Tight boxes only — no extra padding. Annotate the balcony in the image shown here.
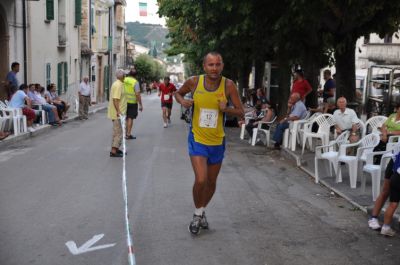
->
[365,43,400,64]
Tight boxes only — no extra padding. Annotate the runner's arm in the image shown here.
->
[220,80,244,119]
[175,77,196,108]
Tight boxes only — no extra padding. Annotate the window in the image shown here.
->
[75,0,82,26]
[57,62,68,94]
[46,0,54,20]
[46,63,51,87]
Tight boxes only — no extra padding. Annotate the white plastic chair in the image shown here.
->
[301,114,335,154]
[337,133,380,188]
[240,110,265,140]
[314,131,350,183]
[33,104,47,125]
[0,103,27,135]
[251,116,277,146]
[364,115,387,137]
[289,112,321,151]
[362,144,400,201]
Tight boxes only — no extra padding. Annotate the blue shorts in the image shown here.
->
[188,131,225,165]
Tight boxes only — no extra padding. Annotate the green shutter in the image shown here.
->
[57,62,62,94]
[75,0,82,26]
[104,65,110,100]
[64,62,68,92]
[46,0,54,20]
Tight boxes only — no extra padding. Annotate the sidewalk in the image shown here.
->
[229,126,400,227]
[281,143,400,223]
[0,102,108,149]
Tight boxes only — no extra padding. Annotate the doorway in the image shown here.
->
[0,4,9,100]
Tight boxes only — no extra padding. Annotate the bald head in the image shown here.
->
[203,52,223,65]
[290,93,301,103]
[337,97,347,111]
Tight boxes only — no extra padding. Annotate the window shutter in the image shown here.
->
[64,62,68,92]
[46,0,54,20]
[104,65,110,100]
[57,62,62,94]
[75,0,82,26]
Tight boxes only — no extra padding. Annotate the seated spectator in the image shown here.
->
[9,84,37,132]
[273,93,307,150]
[372,102,400,161]
[0,131,10,140]
[333,97,359,143]
[45,83,70,120]
[245,104,275,138]
[27,84,61,126]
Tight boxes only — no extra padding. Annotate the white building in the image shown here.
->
[27,0,81,106]
[0,0,25,100]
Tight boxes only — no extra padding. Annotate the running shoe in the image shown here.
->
[381,226,396,237]
[200,212,209,229]
[188,214,202,235]
[368,218,381,230]
[163,122,168,128]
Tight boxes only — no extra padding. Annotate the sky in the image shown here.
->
[125,0,166,26]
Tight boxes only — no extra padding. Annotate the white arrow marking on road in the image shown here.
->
[65,234,116,255]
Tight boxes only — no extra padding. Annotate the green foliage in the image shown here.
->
[135,54,166,84]
[158,0,400,107]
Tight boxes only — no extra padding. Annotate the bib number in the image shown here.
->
[163,94,170,101]
[199,108,218,128]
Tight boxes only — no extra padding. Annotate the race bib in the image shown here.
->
[163,94,170,101]
[199,108,218,128]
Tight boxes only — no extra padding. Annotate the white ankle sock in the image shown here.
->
[194,207,204,216]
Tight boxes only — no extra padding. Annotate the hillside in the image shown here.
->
[126,21,168,50]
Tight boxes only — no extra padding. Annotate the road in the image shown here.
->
[1,93,400,265]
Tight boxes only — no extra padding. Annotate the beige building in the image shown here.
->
[0,0,81,108]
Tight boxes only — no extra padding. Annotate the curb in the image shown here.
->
[281,147,400,225]
[0,104,107,150]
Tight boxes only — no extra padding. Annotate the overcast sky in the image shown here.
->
[125,0,166,26]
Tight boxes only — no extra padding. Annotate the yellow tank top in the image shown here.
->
[192,75,226,145]
[124,76,138,104]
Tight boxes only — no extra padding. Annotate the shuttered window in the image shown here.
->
[75,0,82,26]
[57,63,62,94]
[64,62,68,92]
[46,0,54,20]
[46,63,51,87]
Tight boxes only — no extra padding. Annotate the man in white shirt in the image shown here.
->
[333,97,359,142]
[78,76,91,120]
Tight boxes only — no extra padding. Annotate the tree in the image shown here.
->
[135,54,166,84]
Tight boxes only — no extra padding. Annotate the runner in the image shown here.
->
[124,68,143,139]
[175,52,244,235]
[158,77,176,128]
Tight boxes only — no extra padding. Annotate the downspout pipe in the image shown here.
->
[22,0,27,84]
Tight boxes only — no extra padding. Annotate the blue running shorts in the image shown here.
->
[188,131,225,165]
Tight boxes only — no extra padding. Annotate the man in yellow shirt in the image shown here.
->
[175,52,244,235]
[107,69,127,157]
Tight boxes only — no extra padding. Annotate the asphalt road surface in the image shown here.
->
[1,93,400,265]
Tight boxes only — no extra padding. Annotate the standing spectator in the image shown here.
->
[291,69,312,102]
[272,93,307,150]
[333,97,359,143]
[5,62,20,100]
[151,81,159,94]
[158,76,177,128]
[27,84,60,126]
[124,68,142,139]
[9,84,36,132]
[78,76,91,120]
[107,69,127,157]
